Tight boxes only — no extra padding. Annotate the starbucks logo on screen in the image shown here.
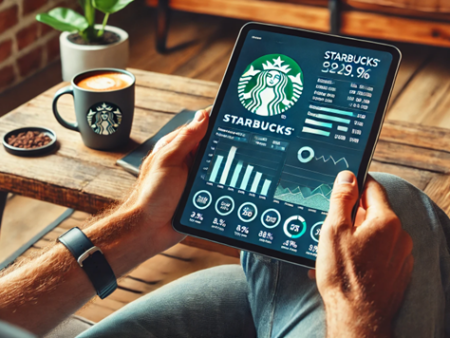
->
[238,54,303,116]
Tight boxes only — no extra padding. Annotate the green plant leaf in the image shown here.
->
[93,0,134,14]
[36,8,89,32]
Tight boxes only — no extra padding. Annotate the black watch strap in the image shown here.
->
[58,227,117,299]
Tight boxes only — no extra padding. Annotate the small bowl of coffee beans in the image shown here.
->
[3,127,56,156]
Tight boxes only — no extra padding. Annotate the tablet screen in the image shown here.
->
[179,28,394,262]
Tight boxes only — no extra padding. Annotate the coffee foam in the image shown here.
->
[77,72,132,91]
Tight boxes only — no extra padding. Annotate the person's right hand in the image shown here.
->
[315,171,414,338]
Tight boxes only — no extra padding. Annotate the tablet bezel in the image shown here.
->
[172,22,401,268]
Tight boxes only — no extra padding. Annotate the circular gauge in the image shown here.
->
[283,215,307,239]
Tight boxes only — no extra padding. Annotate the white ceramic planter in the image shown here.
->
[60,25,129,81]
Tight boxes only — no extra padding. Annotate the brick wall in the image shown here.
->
[0,0,72,92]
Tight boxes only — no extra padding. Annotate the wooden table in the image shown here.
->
[0,69,449,257]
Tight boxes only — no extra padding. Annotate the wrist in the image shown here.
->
[324,294,392,338]
[83,205,158,277]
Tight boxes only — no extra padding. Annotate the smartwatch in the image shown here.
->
[58,227,117,299]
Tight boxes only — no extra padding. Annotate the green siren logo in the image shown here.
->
[238,54,303,116]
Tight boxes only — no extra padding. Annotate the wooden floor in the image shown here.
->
[1,4,450,325]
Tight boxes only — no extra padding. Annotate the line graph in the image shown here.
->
[275,140,358,211]
[274,179,333,211]
[314,155,349,168]
[291,143,356,177]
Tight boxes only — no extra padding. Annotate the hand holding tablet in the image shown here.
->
[173,23,401,268]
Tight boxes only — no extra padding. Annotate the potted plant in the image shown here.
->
[37,0,133,81]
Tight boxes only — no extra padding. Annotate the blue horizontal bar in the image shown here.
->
[302,127,330,137]
[311,113,351,124]
[310,105,356,117]
[305,118,332,129]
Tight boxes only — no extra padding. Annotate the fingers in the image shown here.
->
[360,176,392,217]
[152,107,212,154]
[161,109,209,166]
[354,205,367,227]
[308,269,316,280]
[401,254,414,286]
[389,229,413,275]
[153,129,180,153]
[327,171,359,230]
[317,171,359,277]
[391,253,414,309]
[139,128,180,175]
[139,109,209,175]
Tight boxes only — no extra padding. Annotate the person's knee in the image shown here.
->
[368,172,435,216]
[369,172,447,255]
[79,265,250,338]
[369,172,422,201]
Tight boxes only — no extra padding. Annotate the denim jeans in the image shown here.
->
[79,173,450,338]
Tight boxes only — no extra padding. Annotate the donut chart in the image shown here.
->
[283,215,307,239]
[310,221,323,242]
[297,146,314,163]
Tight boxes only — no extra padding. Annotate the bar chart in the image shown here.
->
[300,104,366,146]
[206,140,283,196]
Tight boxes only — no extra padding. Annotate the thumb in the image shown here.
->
[162,109,209,166]
[327,171,359,228]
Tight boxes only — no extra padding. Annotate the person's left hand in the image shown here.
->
[120,108,210,254]
[0,108,210,336]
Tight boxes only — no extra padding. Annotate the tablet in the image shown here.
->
[173,23,401,268]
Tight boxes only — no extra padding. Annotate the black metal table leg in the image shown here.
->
[156,0,171,53]
[329,0,341,35]
[0,207,75,270]
[0,191,7,230]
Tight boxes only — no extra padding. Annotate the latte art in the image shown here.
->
[86,77,116,90]
[76,72,132,91]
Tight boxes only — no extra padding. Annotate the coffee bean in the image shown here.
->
[7,131,52,149]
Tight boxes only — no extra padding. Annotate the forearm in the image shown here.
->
[0,109,208,335]
[0,205,160,335]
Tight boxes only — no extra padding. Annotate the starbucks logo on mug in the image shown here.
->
[238,54,303,116]
[87,102,123,135]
